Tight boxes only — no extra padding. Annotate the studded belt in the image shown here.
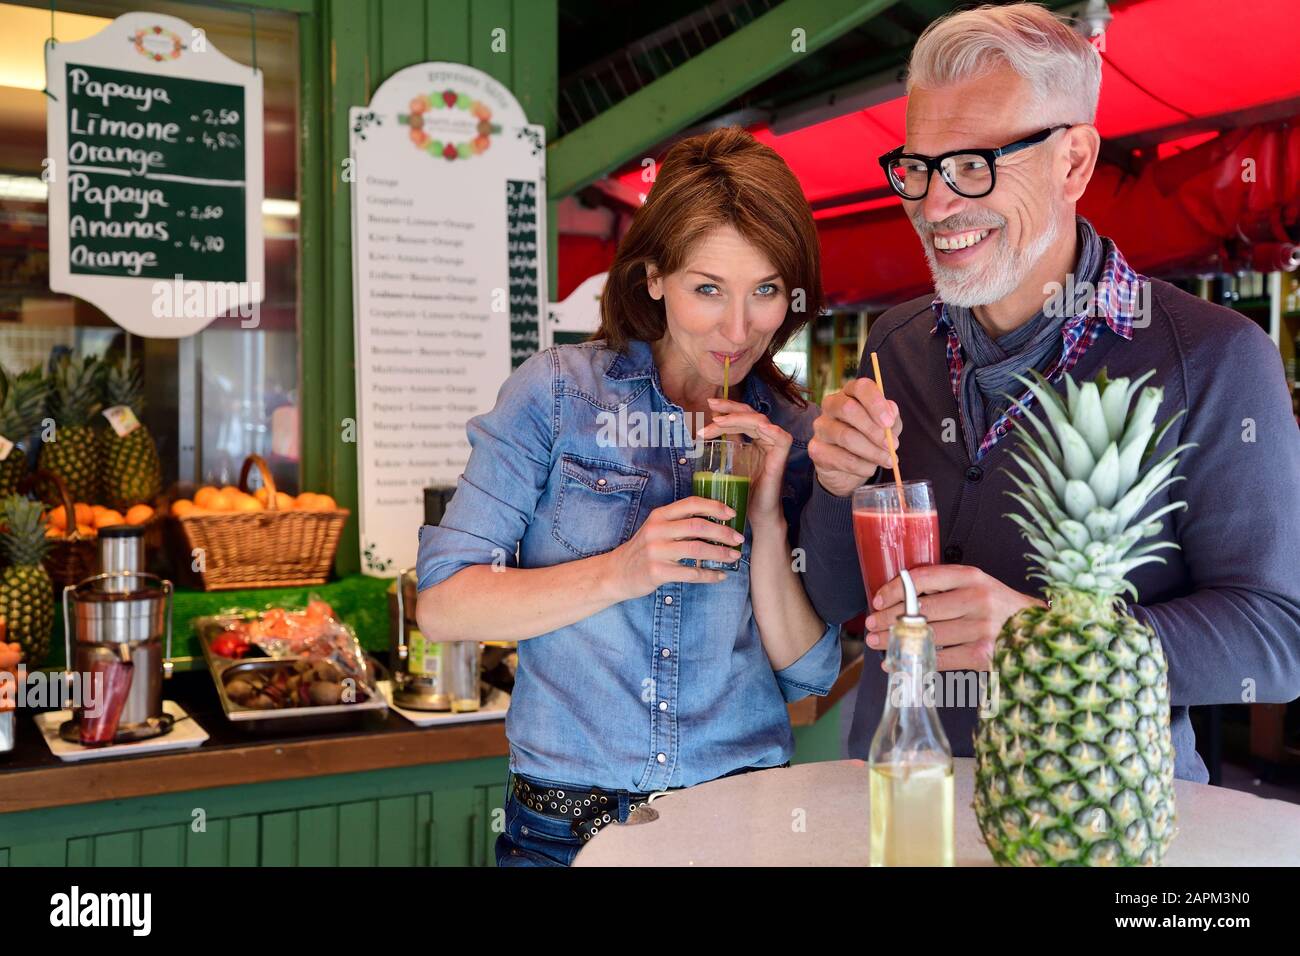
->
[512,775,660,843]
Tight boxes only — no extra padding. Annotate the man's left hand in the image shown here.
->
[864,565,1046,672]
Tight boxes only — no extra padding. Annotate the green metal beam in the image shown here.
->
[547,0,900,199]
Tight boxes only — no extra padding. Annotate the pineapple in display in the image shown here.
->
[973,369,1192,866]
[0,494,55,664]
[0,365,48,497]
[100,356,162,511]
[38,355,103,504]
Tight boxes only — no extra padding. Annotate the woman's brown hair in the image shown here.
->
[594,126,824,407]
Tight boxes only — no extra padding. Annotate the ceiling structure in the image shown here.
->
[555,0,1300,306]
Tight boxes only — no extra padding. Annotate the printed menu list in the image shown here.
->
[64,62,247,281]
[358,175,496,508]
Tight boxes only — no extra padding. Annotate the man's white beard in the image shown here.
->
[911,211,1060,308]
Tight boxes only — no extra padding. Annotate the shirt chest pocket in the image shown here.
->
[551,454,650,558]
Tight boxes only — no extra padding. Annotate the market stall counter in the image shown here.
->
[0,575,857,866]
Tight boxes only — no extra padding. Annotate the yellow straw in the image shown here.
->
[870,351,907,511]
[722,354,731,402]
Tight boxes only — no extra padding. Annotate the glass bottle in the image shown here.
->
[868,569,954,866]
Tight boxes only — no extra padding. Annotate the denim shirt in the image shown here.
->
[416,339,841,791]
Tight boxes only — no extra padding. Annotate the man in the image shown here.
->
[799,3,1300,782]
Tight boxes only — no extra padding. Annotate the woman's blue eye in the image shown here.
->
[756,283,779,296]
[695,284,719,296]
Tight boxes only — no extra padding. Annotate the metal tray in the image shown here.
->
[196,615,388,735]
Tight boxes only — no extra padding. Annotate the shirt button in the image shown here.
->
[658,701,668,711]
[944,544,963,562]
[596,478,607,487]
[661,648,670,658]
[667,414,677,422]
[678,457,687,465]
[965,466,983,482]
[664,595,673,605]
[656,753,666,764]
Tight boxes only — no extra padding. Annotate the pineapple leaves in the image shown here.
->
[1099,371,1131,438]
[1087,442,1121,507]
[1063,478,1098,521]
[1056,422,1097,480]
[1074,382,1111,459]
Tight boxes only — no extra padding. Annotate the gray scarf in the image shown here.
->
[949,216,1104,460]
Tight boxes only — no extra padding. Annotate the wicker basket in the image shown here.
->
[22,470,95,589]
[170,454,349,591]
[18,470,166,590]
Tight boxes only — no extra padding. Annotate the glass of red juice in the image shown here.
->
[852,480,940,605]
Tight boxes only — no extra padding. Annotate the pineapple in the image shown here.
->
[0,494,55,664]
[100,356,162,510]
[973,368,1193,867]
[38,355,103,504]
[0,365,48,497]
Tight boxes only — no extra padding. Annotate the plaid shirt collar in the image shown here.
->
[930,237,1144,459]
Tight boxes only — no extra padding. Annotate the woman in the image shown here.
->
[415,126,841,866]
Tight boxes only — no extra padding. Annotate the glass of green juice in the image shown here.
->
[692,439,758,572]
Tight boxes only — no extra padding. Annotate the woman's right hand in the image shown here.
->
[604,496,745,601]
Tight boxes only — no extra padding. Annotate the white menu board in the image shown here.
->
[349,62,547,576]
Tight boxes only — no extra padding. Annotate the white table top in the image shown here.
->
[574,758,1300,866]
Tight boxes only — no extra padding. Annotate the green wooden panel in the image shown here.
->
[379,0,428,78]
[66,836,93,866]
[228,815,261,866]
[477,783,503,867]
[512,0,557,133]
[297,4,328,525]
[337,800,377,866]
[0,848,8,867]
[414,792,433,865]
[792,700,845,765]
[6,839,66,866]
[296,805,339,866]
[260,810,299,866]
[93,830,141,867]
[187,818,228,867]
[375,795,417,865]
[469,0,512,86]
[425,0,470,62]
[140,825,186,866]
[430,786,477,867]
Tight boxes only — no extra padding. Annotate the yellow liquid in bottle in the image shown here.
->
[869,762,955,866]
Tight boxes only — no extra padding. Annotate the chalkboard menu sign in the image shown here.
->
[47,13,264,337]
[506,179,541,368]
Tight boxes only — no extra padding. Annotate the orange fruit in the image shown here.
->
[95,509,125,528]
[48,505,68,530]
[221,485,241,498]
[273,492,294,511]
[295,493,320,510]
[126,504,154,525]
[76,523,96,537]
[233,495,262,512]
[193,486,219,509]
[76,503,95,525]
[45,525,63,538]
[171,499,195,517]
[253,486,269,503]
[315,494,337,511]
[208,492,232,512]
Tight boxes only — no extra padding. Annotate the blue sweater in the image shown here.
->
[798,278,1300,782]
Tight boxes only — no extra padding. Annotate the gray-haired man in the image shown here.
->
[799,3,1300,781]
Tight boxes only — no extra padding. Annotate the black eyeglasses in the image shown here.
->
[878,125,1071,200]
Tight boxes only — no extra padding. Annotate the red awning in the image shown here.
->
[564,0,1300,306]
